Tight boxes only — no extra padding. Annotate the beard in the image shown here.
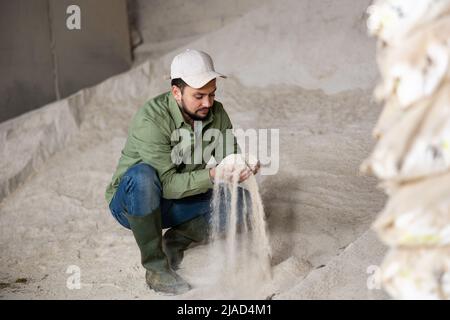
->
[180,97,209,121]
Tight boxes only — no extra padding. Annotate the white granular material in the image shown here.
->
[205,154,272,298]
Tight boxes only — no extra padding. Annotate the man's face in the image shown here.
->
[172,79,216,121]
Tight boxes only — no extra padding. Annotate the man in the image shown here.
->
[105,49,259,295]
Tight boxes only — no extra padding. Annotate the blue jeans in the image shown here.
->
[109,163,214,229]
[109,163,252,230]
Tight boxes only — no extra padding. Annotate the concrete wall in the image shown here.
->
[0,1,56,123]
[0,0,132,123]
[49,0,132,99]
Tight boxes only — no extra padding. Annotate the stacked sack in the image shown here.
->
[362,0,450,299]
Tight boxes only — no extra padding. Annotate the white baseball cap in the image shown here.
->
[170,49,226,89]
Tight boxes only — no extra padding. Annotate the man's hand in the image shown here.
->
[209,167,216,183]
[248,160,261,175]
[209,159,260,184]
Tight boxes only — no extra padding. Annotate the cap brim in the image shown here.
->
[181,71,227,89]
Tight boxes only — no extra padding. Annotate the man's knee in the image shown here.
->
[124,163,162,215]
[127,163,161,190]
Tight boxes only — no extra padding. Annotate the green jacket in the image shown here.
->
[105,91,238,203]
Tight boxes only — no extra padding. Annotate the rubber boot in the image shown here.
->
[126,209,191,295]
[163,214,208,270]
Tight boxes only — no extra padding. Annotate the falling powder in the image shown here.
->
[205,154,272,298]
